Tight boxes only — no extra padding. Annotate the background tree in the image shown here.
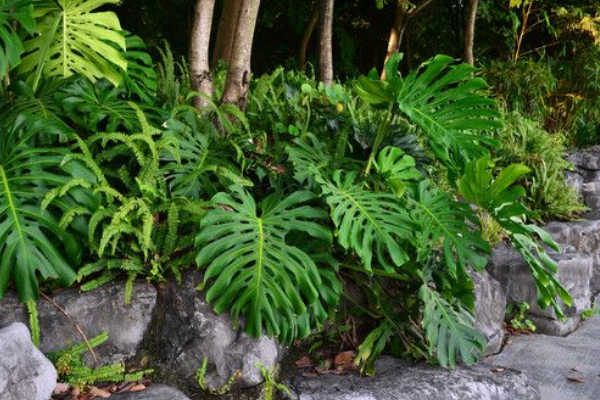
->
[189,0,216,108]
[220,0,262,107]
[318,0,335,85]
[463,0,479,65]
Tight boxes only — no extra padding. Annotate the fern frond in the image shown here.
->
[26,300,40,347]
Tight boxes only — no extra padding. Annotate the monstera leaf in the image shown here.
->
[0,0,35,80]
[410,180,490,278]
[18,0,127,90]
[196,186,332,340]
[0,115,79,302]
[319,170,416,272]
[356,54,501,172]
[420,284,486,369]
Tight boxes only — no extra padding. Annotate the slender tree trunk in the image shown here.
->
[381,0,407,80]
[211,0,242,67]
[299,6,319,72]
[463,0,479,65]
[220,0,261,109]
[318,0,335,85]
[380,0,435,79]
[190,0,217,109]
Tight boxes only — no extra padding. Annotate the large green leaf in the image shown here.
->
[0,0,34,80]
[18,0,127,89]
[420,284,486,369]
[320,170,416,272]
[396,56,501,169]
[410,180,490,278]
[356,55,502,172]
[196,186,333,340]
[0,115,79,302]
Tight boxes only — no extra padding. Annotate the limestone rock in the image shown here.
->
[471,271,506,354]
[110,385,192,400]
[0,281,157,365]
[0,323,57,400]
[290,356,541,400]
[490,312,600,400]
[565,171,584,198]
[157,271,281,390]
[545,219,600,292]
[568,146,600,173]
[487,244,593,335]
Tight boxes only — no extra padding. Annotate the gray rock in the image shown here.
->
[0,281,157,365]
[471,271,506,354]
[568,146,600,172]
[490,310,600,400]
[290,356,541,400]
[0,323,57,400]
[488,244,593,335]
[565,171,584,198]
[110,385,192,400]
[158,271,280,390]
[545,219,600,292]
[583,181,600,209]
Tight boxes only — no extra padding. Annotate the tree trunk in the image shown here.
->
[463,0,479,66]
[190,0,217,110]
[211,0,242,67]
[381,0,407,80]
[299,6,319,72]
[220,0,261,109]
[318,0,335,85]
[380,0,436,79]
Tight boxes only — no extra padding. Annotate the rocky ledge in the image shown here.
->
[290,356,541,400]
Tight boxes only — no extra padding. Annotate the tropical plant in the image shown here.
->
[196,186,339,341]
[0,115,80,303]
[0,0,35,81]
[18,0,128,90]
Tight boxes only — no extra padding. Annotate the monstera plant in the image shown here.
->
[18,0,127,90]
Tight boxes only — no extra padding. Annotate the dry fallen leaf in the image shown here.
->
[53,383,70,395]
[572,366,581,372]
[334,351,356,366]
[491,367,506,373]
[567,376,584,383]
[130,384,146,392]
[295,355,312,368]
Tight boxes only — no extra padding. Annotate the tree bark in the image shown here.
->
[190,0,217,110]
[220,0,261,109]
[380,0,436,79]
[381,0,407,80]
[463,0,479,65]
[318,0,335,85]
[299,5,319,72]
[211,0,242,67]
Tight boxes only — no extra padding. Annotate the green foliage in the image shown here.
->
[0,115,79,302]
[458,156,572,316]
[46,105,205,293]
[410,181,490,278]
[49,332,152,388]
[507,302,536,332]
[18,0,127,90]
[355,54,501,174]
[0,0,35,80]
[492,112,585,220]
[419,284,486,369]
[319,170,415,272]
[196,186,337,342]
[196,357,240,394]
[255,362,291,400]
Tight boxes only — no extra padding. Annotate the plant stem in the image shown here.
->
[365,104,394,175]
